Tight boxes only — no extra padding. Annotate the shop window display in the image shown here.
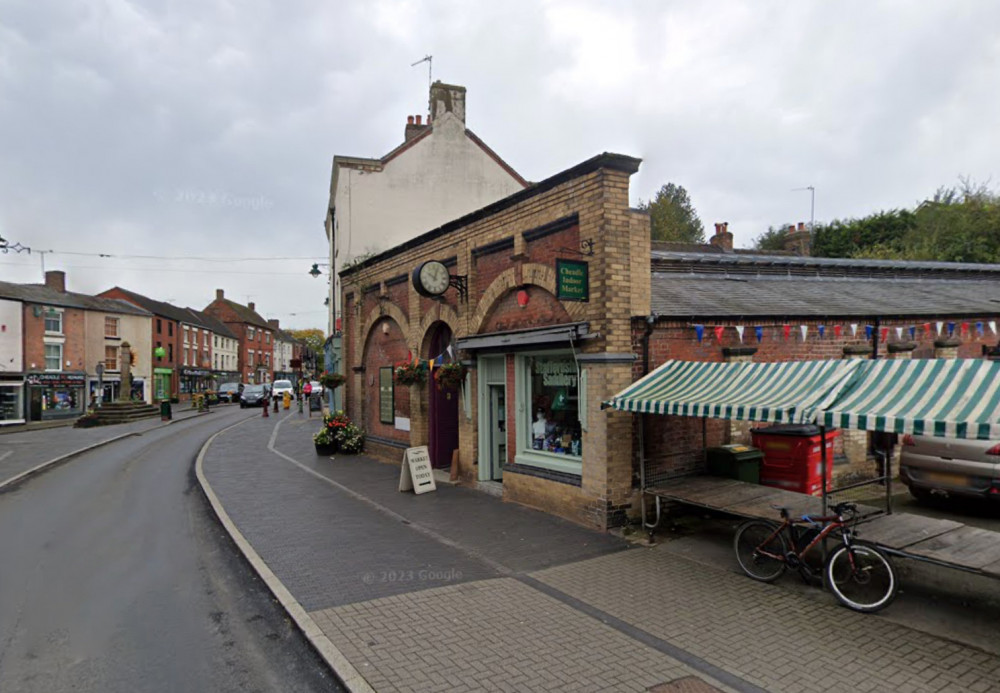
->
[527,356,582,458]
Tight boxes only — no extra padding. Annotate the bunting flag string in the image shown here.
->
[686,317,994,345]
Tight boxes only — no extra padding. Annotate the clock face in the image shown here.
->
[416,260,450,296]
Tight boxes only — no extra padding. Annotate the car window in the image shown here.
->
[244,385,264,394]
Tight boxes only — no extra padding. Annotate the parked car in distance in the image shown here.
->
[217,382,242,403]
[240,384,271,408]
[308,381,324,397]
[271,379,294,399]
[899,434,1000,502]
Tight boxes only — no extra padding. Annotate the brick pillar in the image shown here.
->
[841,345,871,467]
[887,342,916,359]
[119,341,132,403]
[934,338,961,360]
[722,346,756,444]
[408,381,429,447]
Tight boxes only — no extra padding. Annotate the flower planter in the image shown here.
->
[314,442,338,456]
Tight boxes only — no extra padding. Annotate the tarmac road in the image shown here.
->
[0,407,343,693]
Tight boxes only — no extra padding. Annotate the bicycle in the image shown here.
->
[733,502,898,613]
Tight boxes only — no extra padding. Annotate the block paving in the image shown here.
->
[200,411,1000,693]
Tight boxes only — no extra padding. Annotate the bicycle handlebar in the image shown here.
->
[832,502,857,517]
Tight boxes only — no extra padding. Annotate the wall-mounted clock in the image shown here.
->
[412,260,451,297]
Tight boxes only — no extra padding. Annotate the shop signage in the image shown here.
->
[535,359,578,387]
[379,367,394,424]
[154,367,173,375]
[398,446,436,495]
[556,259,589,302]
[26,373,86,387]
[181,368,211,377]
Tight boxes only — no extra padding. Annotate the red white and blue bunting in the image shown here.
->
[691,321,1000,344]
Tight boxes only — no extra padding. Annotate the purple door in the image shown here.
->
[428,324,459,468]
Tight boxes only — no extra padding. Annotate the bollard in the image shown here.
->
[262,398,269,417]
[283,391,291,410]
[273,396,279,413]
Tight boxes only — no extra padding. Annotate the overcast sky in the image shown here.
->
[2,1,998,330]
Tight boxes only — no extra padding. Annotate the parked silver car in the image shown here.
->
[899,434,1000,501]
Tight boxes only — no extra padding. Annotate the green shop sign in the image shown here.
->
[556,259,589,302]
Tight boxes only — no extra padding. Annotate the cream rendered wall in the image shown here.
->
[0,299,23,372]
[84,312,153,403]
[332,112,525,297]
[214,333,239,374]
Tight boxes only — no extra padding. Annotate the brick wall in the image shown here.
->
[338,154,645,530]
[23,304,86,372]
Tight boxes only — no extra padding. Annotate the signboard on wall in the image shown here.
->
[379,367,394,424]
[556,259,589,301]
[398,446,437,494]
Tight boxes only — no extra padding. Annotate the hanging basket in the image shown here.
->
[394,361,428,386]
[319,372,346,389]
[434,363,467,391]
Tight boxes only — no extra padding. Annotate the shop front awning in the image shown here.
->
[815,358,1000,440]
[606,358,1000,440]
[604,359,859,424]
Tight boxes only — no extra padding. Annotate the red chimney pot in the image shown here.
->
[415,115,422,125]
[407,115,414,125]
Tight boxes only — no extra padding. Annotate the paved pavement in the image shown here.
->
[199,409,1000,693]
[0,403,211,487]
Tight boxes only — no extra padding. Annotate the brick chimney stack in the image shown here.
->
[709,222,734,252]
[268,319,280,329]
[248,302,255,312]
[216,289,224,300]
[429,81,466,124]
[404,113,429,142]
[784,222,812,256]
[45,270,66,293]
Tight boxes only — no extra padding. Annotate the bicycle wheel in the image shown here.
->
[824,541,898,613]
[733,520,788,582]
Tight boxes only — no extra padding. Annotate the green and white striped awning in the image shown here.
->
[604,359,859,424]
[816,358,1000,440]
[606,358,1000,440]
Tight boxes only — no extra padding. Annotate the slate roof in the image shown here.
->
[0,281,152,316]
[186,308,237,339]
[650,251,1000,319]
[101,286,194,322]
[210,299,271,329]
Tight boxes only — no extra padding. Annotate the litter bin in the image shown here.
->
[706,444,763,484]
[751,424,840,496]
[160,400,172,421]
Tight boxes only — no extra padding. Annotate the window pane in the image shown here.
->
[44,311,61,333]
[45,344,61,370]
[528,356,582,457]
[105,317,119,337]
[105,345,118,371]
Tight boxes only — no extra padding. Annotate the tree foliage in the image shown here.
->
[291,328,325,352]
[637,183,705,243]
[753,179,1000,263]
